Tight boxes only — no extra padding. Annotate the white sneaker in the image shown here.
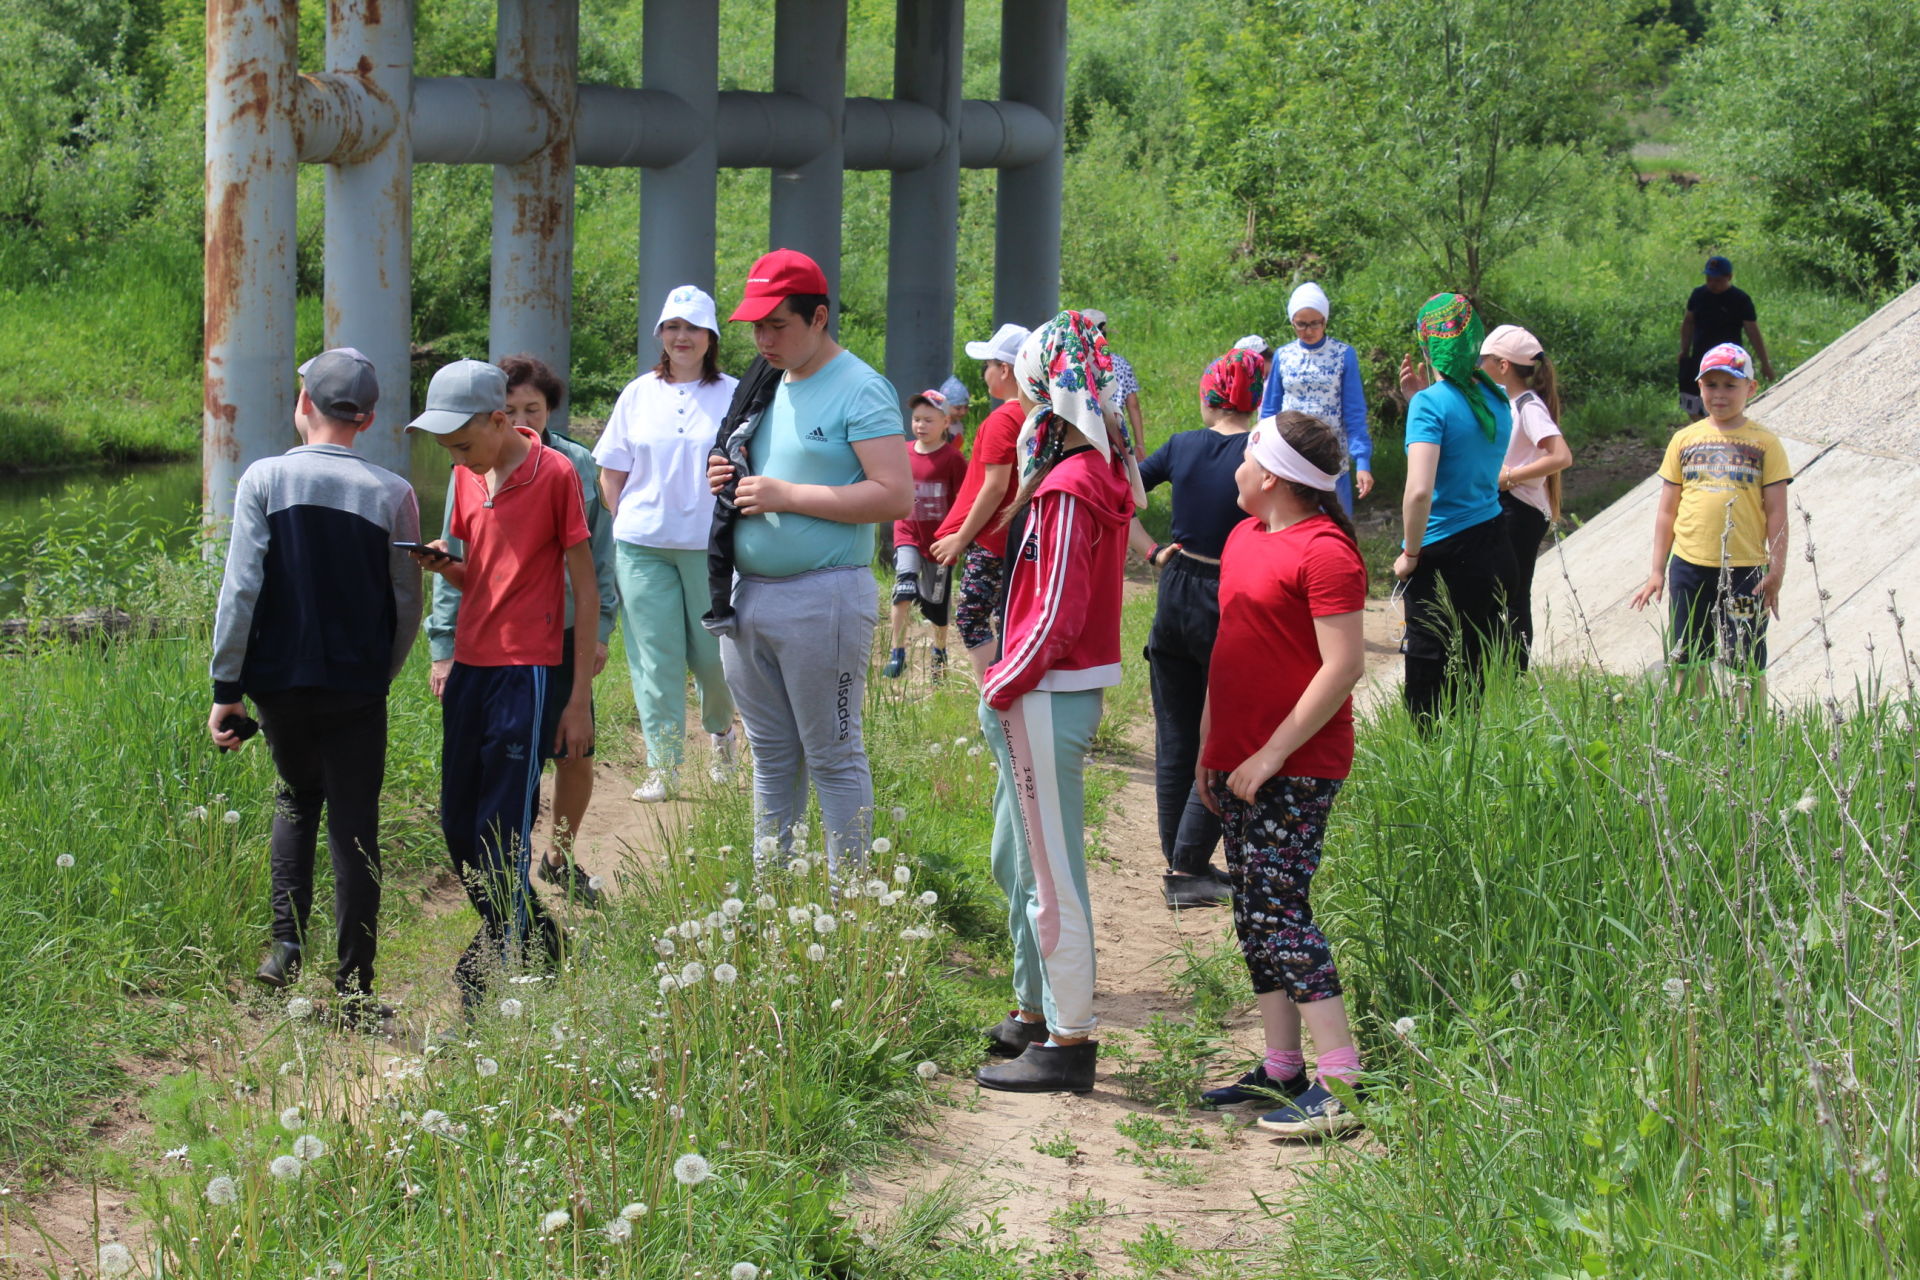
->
[709,729,738,784]
[631,767,676,803]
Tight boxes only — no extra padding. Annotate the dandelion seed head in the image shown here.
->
[601,1216,633,1243]
[1393,1016,1416,1038]
[871,836,893,855]
[268,1154,303,1181]
[788,857,811,875]
[893,866,911,884]
[705,911,726,930]
[188,805,209,821]
[865,879,888,898]
[655,937,677,957]
[672,1153,711,1186]
[1795,790,1819,814]
[812,914,837,935]
[1662,977,1687,1007]
[619,1202,649,1220]
[286,997,314,1021]
[54,853,74,868]
[1511,971,1529,991]
[830,998,844,1011]
[97,1243,134,1276]
[731,1264,761,1280]
[758,836,779,856]
[713,963,738,984]
[786,906,809,926]
[916,1061,940,1080]
[967,745,983,757]
[204,1175,237,1205]
[499,997,524,1018]
[588,875,606,892]
[679,962,705,986]
[279,1105,304,1131]
[658,975,679,995]
[682,919,704,939]
[476,1057,499,1077]
[806,943,826,962]
[722,897,745,918]
[754,893,777,911]
[919,891,938,906]
[539,1209,572,1235]
[292,1134,327,1161]
[222,810,241,825]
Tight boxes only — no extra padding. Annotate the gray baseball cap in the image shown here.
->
[407,359,508,435]
[297,348,379,423]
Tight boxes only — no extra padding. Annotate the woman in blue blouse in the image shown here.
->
[1259,283,1373,514]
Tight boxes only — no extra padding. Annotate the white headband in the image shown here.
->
[1248,417,1342,491]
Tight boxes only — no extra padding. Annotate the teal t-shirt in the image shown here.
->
[734,350,903,577]
[1404,380,1512,547]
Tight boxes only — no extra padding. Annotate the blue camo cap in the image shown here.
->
[407,359,508,435]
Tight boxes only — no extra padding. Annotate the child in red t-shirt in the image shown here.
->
[1195,410,1370,1140]
[405,359,596,1011]
[884,391,968,680]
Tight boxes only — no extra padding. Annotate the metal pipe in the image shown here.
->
[638,0,719,365]
[769,0,846,323]
[490,0,579,428]
[204,0,298,527]
[842,96,943,171]
[957,98,1053,169]
[576,84,699,168]
[324,0,414,476]
[294,71,398,165]
[994,0,1066,329]
[411,76,549,166]
[885,0,964,414]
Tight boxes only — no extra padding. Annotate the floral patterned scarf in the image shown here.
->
[1198,347,1267,413]
[1416,292,1504,441]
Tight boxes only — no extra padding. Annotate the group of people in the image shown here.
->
[206,247,1792,1142]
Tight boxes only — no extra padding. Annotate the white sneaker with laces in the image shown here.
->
[709,729,738,784]
[632,767,676,803]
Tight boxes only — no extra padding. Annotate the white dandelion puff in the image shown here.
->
[648,1044,666,1061]
[1794,790,1819,814]
[890,805,908,822]
[916,1061,940,1080]
[188,805,209,821]
[222,810,241,825]
[672,1153,711,1186]
[499,997,524,1019]
[705,911,726,931]
[203,1175,237,1205]
[830,998,844,1011]
[163,1145,189,1162]
[54,853,74,868]
[1393,1016,1416,1039]
[952,736,970,748]
[292,1134,327,1161]
[679,962,706,986]
[1662,977,1688,1007]
[731,1264,761,1280]
[664,924,680,939]
[812,914,838,935]
[655,937,677,957]
[97,1244,134,1277]
[881,891,901,907]
[788,857,811,875]
[919,891,938,906]
[871,836,893,855]
[806,943,826,962]
[968,745,983,757]
[786,906,810,926]
[658,975,679,996]
[713,963,738,984]
[722,897,746,918]
[754,893,777,911]
[279,1105,304,1131]
[893,866,911,884]
[476,1057,499,1077]
[619,1202,649,1220]
[285,997,314,1021]
[601,1216,633,1243]
[758,836,779,856]
[268,1154,303,1181]
[588,875,606,892]
[682,919,704,939]
[1511,971,1529,992]
[865,879,889,898]
[539,1209,572,1235]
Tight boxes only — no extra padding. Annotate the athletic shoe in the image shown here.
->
[1201,1064,1310,1108]
[883,648,907,678]
[931,647,948,682]
[256,940,302,989]
[1256,1081,1364,1138]
[982,1010,1050,1057]
[632,767,676,803]
[539,857,602,908]
[709,728,738,784]
[975,1040,1097,1094]
[1162,873,1232,908]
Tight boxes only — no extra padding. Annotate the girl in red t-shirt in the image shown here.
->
[1196,410,1370,1139]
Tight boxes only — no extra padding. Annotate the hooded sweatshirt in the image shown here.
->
[982,446,1135,710]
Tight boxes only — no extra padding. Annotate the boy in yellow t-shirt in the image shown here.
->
[1630,343,1791,697]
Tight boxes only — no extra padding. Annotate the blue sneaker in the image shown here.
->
[1256,1080,1363,1138]
[1201,1065,1309,1108]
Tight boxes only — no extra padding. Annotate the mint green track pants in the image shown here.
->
[614,542,734,767]
[980,689,1103,1040]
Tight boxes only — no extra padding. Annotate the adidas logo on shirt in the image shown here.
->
[806,425,827,441]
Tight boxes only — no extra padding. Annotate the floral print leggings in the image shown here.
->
[1212,775,1344,1003]
[955,544,1006,651]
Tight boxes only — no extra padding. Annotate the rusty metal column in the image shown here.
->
[491,0,578,426]
[324,0,412,475]
[639,0,717,363]
[885,0,964,407]
[994,0,1064,329]
[770,0,846,325]
[204,0,298,525]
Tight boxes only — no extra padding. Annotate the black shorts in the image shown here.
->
[1666,557,1768,670]
[541,626,597,761]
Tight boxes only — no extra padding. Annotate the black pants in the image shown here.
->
[254,689,387,996]
[1499,493,1550,670]
[1402,513,1520,729]
[1145,557,1222,875]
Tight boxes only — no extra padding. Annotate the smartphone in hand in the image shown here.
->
[394,541,463,563]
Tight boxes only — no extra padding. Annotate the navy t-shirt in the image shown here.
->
[1682,284,1756,390]
[1138,428,1248,559]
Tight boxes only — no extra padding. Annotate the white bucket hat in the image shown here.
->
[655,284,719,335]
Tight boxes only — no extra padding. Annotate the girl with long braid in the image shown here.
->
[974,311,1145,1094]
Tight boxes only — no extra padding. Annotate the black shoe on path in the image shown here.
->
[975,1040,1097,1094]
[983,1011,1050,1057]
[539,856,602,909]
[1202,1064,1311,1108]
[256,940,302,989]
[1162,873,1232,909]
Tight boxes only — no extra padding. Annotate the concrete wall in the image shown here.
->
[1535,282,1920,706]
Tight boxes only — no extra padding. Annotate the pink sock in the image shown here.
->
[1316,1045,1361,1086]
[1263,1048,1305,1080]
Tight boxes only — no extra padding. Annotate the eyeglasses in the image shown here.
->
[1291,318,1327,331]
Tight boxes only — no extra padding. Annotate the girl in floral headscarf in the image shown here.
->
[1126,347,1270,910]
[974,311,1140,1096]
[1391,293,1518,728]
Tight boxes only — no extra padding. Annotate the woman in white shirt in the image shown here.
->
[594,286,740,801]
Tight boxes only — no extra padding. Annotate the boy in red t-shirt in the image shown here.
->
[884,390,969,680]
[405,359,596,1010]
[931,322,1032,679]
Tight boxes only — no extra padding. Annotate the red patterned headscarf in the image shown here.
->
[1197,348,1267,413]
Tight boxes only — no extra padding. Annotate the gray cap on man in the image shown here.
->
[407,359,508,435]
[297,348,379,423]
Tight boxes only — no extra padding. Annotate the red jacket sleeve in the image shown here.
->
[982,490,1096,709]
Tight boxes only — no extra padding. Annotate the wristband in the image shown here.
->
[1148,542,1163,565]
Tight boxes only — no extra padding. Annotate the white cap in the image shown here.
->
[1233,334,1269,354]
[964,322,1031,365]
[655,284,719,335]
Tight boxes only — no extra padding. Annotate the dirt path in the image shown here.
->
[856,600,1400,1273]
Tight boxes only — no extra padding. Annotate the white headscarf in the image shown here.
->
[1287,282,1332,325]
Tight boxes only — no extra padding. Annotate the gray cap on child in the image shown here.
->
[297,348,379,423]
[407,360,508,435]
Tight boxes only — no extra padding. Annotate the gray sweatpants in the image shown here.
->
[719,565,877,873]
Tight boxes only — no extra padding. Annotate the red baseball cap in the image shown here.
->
[729,249,830,322]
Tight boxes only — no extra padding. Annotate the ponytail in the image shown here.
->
[1512,355,1563,522]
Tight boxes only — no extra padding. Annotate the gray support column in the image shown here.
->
[491,0,578,427]
[204,0,298,526]
[639,0,718,366]
[885,0,964,405]
[994,0,1065,330]
[324,0,413,476]
[770,0,847,327]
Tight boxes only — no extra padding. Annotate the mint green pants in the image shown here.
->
[614,542,734,767]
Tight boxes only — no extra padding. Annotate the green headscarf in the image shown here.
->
[1416,292,1505,441]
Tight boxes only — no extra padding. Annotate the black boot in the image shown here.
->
[975,1040,1097,1094]
[256,940,302,989]
[982,1011,1050,1057]
[1162,874,1232,908]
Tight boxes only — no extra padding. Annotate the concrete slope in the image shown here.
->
[1535,283,1920,705]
